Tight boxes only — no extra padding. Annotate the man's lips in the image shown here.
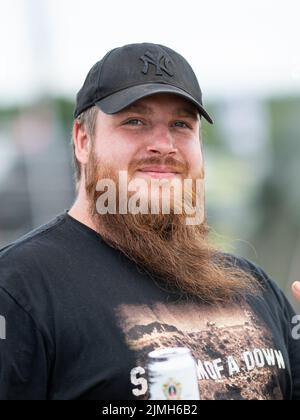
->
[137,166,181,179]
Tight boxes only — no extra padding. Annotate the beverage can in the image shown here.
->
[147,347,200,400]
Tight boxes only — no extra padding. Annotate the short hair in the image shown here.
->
[72,106,98,184]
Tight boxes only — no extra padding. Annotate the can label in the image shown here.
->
[147,347,200,400]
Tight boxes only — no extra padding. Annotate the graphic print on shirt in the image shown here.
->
[115,301,286,400]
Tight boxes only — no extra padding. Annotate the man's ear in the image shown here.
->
[73,120,91,166]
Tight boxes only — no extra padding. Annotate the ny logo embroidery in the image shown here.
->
[140,51,174,77]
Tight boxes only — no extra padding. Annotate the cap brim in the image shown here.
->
[96,83,213,124]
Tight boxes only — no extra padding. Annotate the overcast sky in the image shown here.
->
[1,0,300,106]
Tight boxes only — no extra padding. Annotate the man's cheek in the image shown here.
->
[186,153,204,179]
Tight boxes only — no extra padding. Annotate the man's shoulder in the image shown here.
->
[0,213,72,288]
[222,253,268,279]
[223,252,291,310]
[0,214,74,340]
[0,213,68,261]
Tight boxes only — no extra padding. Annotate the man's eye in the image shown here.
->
[125,119,144,126]
[174,121,190,128]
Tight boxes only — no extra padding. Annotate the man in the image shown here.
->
[0,42,300,400]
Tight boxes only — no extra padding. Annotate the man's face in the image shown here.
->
[91,93,204,187]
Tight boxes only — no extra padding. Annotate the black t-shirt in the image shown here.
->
[0,212,299,400]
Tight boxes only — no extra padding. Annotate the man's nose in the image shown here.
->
[146,125,178,156]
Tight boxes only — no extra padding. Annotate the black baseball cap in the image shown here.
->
[74,42,213,124]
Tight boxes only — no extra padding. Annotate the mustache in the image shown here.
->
[128,156,189,176]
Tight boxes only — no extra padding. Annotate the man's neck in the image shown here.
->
[68,205,96,231]
[68,184,98,233]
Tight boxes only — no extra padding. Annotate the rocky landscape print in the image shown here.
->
[116,301,285,400]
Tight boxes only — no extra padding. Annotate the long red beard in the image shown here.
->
[85,153,260,304]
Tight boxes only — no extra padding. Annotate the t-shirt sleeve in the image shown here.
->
[0,287,49,400]
[287,301,300,400]
[229,255,300,400]
[239,256,300,400]
[268,281,300,401]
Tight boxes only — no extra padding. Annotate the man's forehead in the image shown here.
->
[118,94,199,119]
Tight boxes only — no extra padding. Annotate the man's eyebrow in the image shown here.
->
[118,104,199,119]
[174,107,199,120]
[118,104,153,115]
